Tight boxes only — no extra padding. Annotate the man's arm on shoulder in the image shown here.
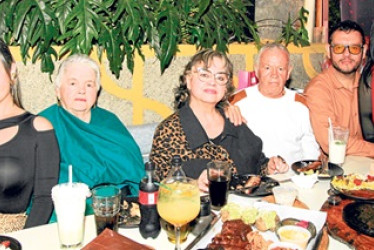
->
[225,89,248,126]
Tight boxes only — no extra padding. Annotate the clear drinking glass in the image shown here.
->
[157,176,200,250]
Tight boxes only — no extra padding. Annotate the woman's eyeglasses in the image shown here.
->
[193,67,230,86]
[330,44,363,55]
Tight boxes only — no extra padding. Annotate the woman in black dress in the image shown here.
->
[0,39,60,233]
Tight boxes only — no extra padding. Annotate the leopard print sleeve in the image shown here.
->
[150,113,180,180]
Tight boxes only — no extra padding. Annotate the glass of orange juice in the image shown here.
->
[157,176,200,250]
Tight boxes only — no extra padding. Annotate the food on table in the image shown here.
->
[331,174,374,199]
[343,201,374,237]
[255,210,280,232]
[220,203,258,224]
[129,202,140,217]
[220,203,279,231]
[296,161,321,174]
[0,240,11,250]
[244,176,261,188]
[119,200,141,226]
[207,219,253,249]
[206,220,273,250]
[220,203,243,221]
[356,204,374,229]
[276,218,317,239]
[231,175,261,192]
[277,225,311,249]
[246,231,273,250]
[241,207,259,224]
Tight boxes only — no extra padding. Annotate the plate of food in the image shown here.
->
[118,196,140,228]
[343,201,374,237]
[229,174,279,197]
[187,200,327,250]
[0,235,22,250]
[291,160,343,179]
[330,174,374,201]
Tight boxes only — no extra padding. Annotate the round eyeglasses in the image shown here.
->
[330,44,363,55]
[194,67,230,86]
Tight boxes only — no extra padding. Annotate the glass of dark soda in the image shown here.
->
[92,185,121,235]
[207,161,231,210]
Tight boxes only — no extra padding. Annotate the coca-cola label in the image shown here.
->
[139,191,158,205]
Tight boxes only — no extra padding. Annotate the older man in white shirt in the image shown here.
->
[228,43,320,166]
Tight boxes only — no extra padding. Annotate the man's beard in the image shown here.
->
[331,57,362,75]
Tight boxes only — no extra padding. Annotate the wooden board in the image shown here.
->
[321,198,374,250]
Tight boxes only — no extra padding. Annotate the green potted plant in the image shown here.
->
[0,0,308,78]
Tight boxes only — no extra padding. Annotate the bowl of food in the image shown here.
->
[277,225,311,249]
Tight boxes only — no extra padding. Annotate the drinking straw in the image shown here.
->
[154,182,172,191]
[68,164,73,186]
[328,117,333,142]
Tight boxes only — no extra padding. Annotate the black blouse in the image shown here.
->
[0,113,60,228]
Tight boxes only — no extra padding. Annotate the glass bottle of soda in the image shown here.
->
[167,155,186,178]
[139,162,161,239]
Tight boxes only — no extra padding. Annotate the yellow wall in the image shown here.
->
[10,43,326,125]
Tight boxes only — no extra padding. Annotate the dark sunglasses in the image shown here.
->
[330,44,363,55]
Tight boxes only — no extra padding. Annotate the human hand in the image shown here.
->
[198,170,209,193]
[224,104,247,126]
[267,156,289,174]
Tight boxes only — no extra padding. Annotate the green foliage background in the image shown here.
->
[0,0,308,78]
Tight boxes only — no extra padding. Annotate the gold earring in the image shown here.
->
[11,72,17,81]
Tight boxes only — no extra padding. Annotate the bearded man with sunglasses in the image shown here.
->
[304,20,374,157]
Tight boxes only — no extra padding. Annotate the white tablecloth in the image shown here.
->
[5,155,374,250]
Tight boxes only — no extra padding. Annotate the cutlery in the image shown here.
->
[184,214,221,250]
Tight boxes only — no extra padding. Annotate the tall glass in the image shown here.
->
[329,126,349,165]
[157,177,200,250]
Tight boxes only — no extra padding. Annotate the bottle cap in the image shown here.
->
[171,155,182,166]
[145,162,155,171]
[199,195,211,217]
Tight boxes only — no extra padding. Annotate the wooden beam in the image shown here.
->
[315,0,322,27]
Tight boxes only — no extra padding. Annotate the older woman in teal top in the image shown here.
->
[40,54,144,217]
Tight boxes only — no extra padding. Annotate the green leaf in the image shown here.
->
[59,0,102,56]
[155,3,180,73]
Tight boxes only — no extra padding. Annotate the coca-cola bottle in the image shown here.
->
[139,162,161,239]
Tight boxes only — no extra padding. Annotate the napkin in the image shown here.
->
[82,228,154,250]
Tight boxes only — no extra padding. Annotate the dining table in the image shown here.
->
[4,155,374,250]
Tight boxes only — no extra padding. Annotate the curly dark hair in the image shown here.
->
[362,22,374,88]
[174,48,234,110]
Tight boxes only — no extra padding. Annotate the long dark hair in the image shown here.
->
[174,49,234,110]
[362,22,374,88]
[0,39,23,108]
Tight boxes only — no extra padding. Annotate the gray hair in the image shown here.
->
[255,43,291,67]
[55,54,101,90]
